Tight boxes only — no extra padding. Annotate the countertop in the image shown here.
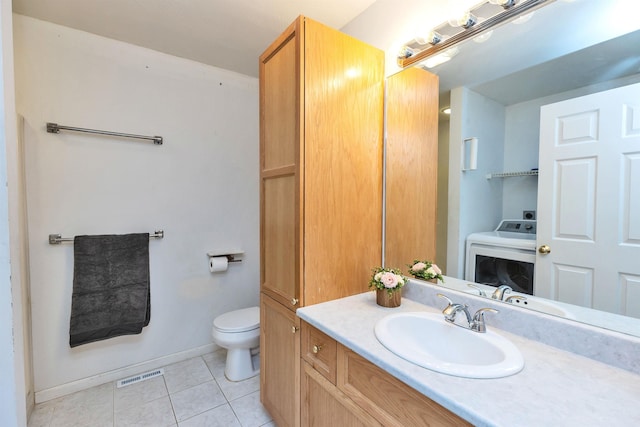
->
[297,291,640,426]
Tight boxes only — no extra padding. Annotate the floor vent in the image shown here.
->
[116,368,164,388]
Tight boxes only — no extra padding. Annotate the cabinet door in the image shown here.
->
[301,362,381,427]
[260,17,302,309]
[303,18,384,305]
[385,67,439,273]
[260,294,300,427]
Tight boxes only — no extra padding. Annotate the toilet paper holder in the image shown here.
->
[207,251,244,263]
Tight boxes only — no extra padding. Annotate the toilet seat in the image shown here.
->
[214,306,259,333]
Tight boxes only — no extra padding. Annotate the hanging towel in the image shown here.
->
[69,233,151,347]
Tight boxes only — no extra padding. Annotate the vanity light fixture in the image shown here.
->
[420,47,460,69]
[398,0,555,69]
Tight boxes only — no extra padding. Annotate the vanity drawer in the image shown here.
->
[301,321,337,384]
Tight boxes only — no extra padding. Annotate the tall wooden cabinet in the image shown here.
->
[384,67,440,274]
[259,16,384,427]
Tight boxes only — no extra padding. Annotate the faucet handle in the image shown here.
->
[437,293,455,320]
[471,308,499,333]
[467,283,487,297]
[436,293,453,307]
[505,295,527,303]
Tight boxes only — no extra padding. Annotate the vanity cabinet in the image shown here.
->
[301,321,471,427]
[259,15,384,427]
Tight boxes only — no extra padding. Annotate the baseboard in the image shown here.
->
[35,343,219,403]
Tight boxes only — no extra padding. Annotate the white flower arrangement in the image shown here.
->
[408,260,444,283]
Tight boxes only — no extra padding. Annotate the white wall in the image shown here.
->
[447,87,505,277]
[13,15,259,400]
[1,2,29,426]
[501,72,640,220]
[501,101,541,220]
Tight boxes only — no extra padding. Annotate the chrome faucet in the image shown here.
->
[491,285,512,301]
[437,294,499,333]
[471,308,499,333]
[439,294,473,324]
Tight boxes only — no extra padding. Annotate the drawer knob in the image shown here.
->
[291,298,299,306]
[312,344,323,354]
[291,326,299,334]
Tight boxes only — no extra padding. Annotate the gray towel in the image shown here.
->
[70,233,150,347]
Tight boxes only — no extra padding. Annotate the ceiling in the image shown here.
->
[11,0,378,77]
[423,0,640,109]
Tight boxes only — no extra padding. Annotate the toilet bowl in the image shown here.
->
[211,306,260,381]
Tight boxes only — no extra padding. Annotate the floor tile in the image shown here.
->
[27,404,55,427]
[115,375,168,412]
[28,354,271,427]
[163,357,213,394]
[178,404,241,427]
[169,380,226,422]
[54,382,114,410]
[229,391,272,427]
[49,383,114,427]
[115,395,176,427]
[217,373,260,402]
[202,350,226,380]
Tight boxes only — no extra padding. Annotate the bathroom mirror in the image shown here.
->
[392,0,640,337]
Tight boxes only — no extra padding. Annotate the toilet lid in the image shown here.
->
[214,306,260,333]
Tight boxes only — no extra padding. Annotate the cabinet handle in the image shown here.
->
[290,298,299,306]
[312,344,323,354]
[291,326,299,334]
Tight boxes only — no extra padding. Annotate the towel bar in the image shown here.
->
[49,230,164,245]
[46,122,163,145]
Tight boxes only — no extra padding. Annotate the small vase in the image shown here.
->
[376,289,401,308]
[428,278,438,284]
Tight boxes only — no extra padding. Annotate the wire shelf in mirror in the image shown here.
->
[486,170,539,179]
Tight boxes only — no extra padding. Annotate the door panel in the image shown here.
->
[537,82,640,317]
[554,158,596,240]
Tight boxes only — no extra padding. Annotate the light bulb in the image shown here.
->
[419,47,460,69]
[448,11,477,29]
[512,12,534,24]
[415,31,442,46]
[398,46,414,59]
[473,30,493,43]
[489,0,517,8]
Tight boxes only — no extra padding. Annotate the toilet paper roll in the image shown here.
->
[209,256,228,273]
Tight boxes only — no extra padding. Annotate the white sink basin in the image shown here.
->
[374,312,524,379]
[463,289,573,319]
[504,296,573,319]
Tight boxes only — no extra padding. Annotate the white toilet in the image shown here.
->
[211,306,260,381]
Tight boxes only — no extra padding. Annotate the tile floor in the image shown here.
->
[27,350,274,427]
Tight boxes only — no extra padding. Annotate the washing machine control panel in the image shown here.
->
[495,220,536,234]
